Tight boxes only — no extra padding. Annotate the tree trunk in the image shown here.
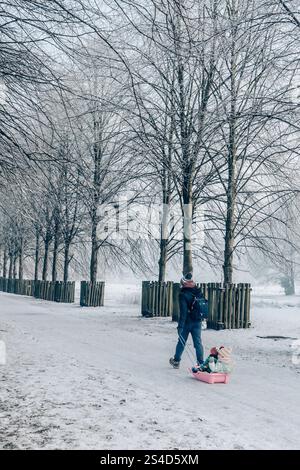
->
[182,179,193,275]
[158,170,171,282]
[13,254,17,279]
[223,193,236,283]
[223,3,237,284]
[63,242,70,283]
[52,228,59,282]
[183,202,193,275]
[90,218,98,283]
[2,247,8,278]
[8,253,13,279]
[34,229,40,281]
[18,240,24,280]
[42,237,50,281]
[175,9,194,277]
[158,238,167,283]
[89,113,102,284]
[158,186,169,282]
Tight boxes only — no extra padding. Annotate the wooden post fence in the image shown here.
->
[141,281,251,329]
[0,278,75,303]
[141,281,173,317]
[80,281,105,307]
[0,278,35,296]
[34,281,75,303]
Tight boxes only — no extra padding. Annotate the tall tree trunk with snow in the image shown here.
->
[34,228,40,281]
[158,211,168,282]
[175,6,194,276]
[182,180,193,275]
[158,95,175,282]
[223,142,237,283]
[158,165,172,282]
[90,114,102,283]
[158,239,167,282]
[52,236,59,282]
[223,0,237,284]
[52,214,60,282]
[18,238,24,280]
[63,242,71,283]
[8,251,13,279]
[13,253,17,279]
[90,219,99,283]
[42,232,51,281]
[173,0,215,276]
[2,247,8,278]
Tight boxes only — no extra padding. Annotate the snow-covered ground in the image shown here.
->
[0,284,300,450]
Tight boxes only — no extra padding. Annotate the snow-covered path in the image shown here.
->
[1,289,300,450]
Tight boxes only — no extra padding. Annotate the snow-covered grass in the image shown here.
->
[0,284,300,450]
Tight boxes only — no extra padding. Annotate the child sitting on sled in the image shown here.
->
[192,346,233,374]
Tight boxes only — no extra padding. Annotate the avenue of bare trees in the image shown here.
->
[0,0,299,290]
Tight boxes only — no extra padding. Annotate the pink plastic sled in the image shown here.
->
[189,368,230,384]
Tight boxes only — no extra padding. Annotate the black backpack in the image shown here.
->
[189,294,209,321]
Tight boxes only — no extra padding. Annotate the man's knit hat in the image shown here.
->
[180,273,196,288]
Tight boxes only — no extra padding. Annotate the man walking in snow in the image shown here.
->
[169,272,204,369]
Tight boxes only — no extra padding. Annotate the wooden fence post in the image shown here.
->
[244,283,251,328]
[141,281,149,316]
